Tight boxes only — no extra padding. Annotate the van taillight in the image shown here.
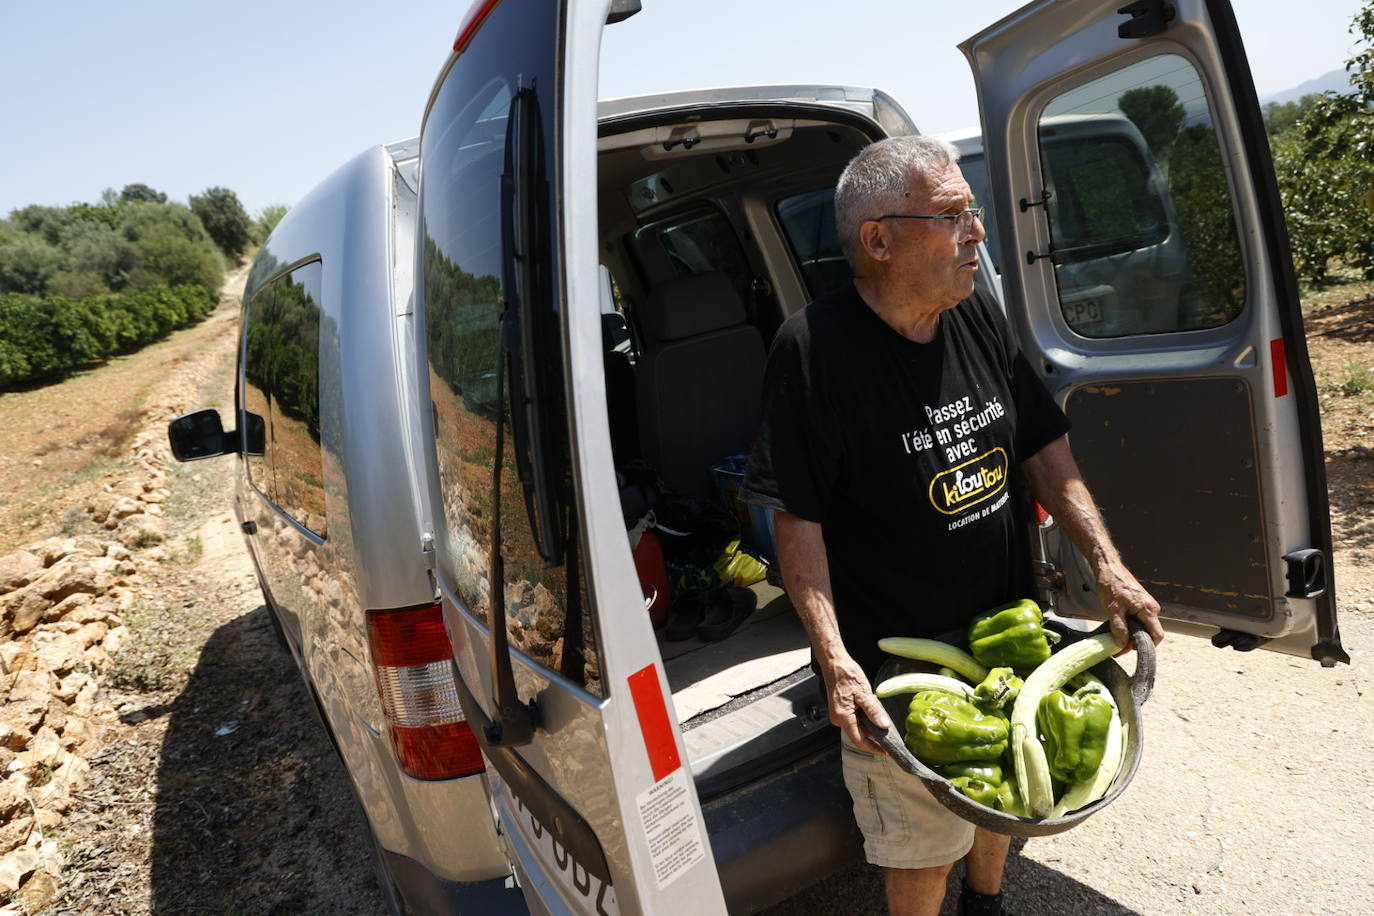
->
[366,602,484,779]
[452,0,501,53]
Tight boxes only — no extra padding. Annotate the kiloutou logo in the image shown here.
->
[928,447,1009,515]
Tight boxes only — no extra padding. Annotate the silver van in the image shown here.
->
[169,0,1345,912]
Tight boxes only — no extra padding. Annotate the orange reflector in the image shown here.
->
[367,603,484,779]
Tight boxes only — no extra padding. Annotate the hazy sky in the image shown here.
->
[0,0,1364,217]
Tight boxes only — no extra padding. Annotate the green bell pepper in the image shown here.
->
[967,599,1058,668]
[950,775,1022,814]
[904,690,1008,765]
[949,776,1002,808]
[1036,685,1114,784]
[996,776,1028,817]
[942,760,1003,784]
[973,666,1023,709]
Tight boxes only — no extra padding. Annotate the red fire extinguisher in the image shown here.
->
[632,529,671,629]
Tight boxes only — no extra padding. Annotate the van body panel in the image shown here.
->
[237,143,510,897]
[961,0,1343,663]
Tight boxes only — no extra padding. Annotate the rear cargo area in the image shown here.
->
[594,109,879,781]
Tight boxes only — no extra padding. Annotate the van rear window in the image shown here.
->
[775,188,852,299]
[1038,54,1247,338]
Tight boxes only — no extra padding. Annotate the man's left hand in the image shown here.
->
[1096,561,1165,651]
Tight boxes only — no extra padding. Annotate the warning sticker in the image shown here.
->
[636,768,706,890]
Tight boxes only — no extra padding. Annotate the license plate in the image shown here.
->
[1064,297,1104,331]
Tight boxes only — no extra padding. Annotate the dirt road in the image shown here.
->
[2,269,1371,915]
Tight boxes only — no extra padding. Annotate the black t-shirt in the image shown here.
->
[740,283,1070,677]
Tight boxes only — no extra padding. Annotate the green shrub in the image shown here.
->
[1274,3,1374,284]
[190,187,254,259]
[0,234,64,294]
[65,222,135,290]
[255,203,290,242]
[1336,364,1374,396]
[8,205,81,247]
[47,270,111,299]
[118,201,212,246]
[0,284,216,389]
[127,224,223,295]
[119,183,168,205]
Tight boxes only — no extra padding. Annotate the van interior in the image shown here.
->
[595,109,879,798]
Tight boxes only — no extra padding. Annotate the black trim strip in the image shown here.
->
[597,102,886,142]
[449,661,615,886]
[1203,0,1346,664]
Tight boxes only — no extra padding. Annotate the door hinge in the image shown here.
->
[1118,0,1175,39]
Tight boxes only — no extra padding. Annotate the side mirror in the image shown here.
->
[242,411,266,457]
[167,409,235,461]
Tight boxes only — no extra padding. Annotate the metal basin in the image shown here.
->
[864,619,1155,838]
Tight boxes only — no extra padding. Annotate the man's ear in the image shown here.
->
[857,220,893,264]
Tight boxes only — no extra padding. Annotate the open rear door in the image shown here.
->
[416,0,728,913]
[962,0,1346,665]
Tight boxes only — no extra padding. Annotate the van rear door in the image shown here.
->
[416,0,728,912]
[962,0,1345,664]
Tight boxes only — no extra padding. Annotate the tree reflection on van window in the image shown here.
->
[1040,54,1246,337]
[242,261,326,536]
[1042,134,1169,260]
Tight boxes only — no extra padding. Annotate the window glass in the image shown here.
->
[955,154,1000,273]
[1040,54,1246,337]
[775,188,853,298]
[420,0,601,696]
[265,263,325,535]
[242,285,275,501]
[242,262,326,537]
[654,212,751,298]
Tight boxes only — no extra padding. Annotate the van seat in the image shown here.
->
[635,272,765,500]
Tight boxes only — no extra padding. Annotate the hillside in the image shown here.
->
[1260,67,1355,105]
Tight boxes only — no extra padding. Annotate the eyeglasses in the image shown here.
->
[874,207,985,239]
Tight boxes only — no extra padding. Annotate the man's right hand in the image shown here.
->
[774,512,893,754]
[823,653,892,755]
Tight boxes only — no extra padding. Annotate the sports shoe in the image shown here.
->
[697,587,756,642]
[664,592,706,642]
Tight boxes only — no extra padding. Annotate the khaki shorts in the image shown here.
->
[839,732,975,869]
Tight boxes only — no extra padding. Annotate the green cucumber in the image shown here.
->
[877,637,989,683]
[1009,632,1119,817]
[874,672,976,701]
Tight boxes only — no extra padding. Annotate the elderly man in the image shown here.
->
[740,135,1165,916]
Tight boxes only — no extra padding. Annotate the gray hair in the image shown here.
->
[834,135,961,265]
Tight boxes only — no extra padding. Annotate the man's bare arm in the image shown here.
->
[1021,436,1166,648]
[774,510,891,753]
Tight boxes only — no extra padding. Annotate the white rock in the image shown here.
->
[108,497,143,522]
[26,728,61,769]
[0,847,37,894]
